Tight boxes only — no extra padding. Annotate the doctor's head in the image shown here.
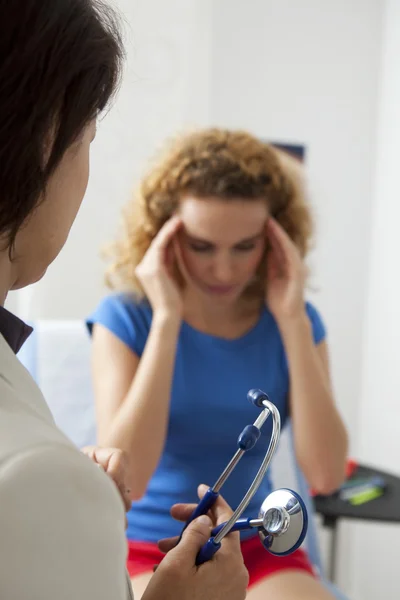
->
[0,0,124,294]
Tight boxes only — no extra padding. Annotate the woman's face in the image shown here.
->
[178,195,268,303]
[10,121,96,289]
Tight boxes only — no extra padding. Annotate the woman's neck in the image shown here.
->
[181,288,263,339]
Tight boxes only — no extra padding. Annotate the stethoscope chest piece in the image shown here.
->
[257,489,308,556]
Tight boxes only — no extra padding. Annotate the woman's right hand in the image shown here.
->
[135,216,183,318]
[141,487,249,600]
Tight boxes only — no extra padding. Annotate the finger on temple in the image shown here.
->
[154,216,182,251]
[172,237,191,283]
[266,251,281,279]
[267,218,296,259]
[266,228,289,275]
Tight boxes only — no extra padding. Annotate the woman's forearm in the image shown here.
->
[278,313,348,495]
[102,313,181,499]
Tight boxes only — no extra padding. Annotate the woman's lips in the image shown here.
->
[205,284,238,295]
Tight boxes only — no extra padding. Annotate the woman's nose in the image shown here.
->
[212,256,234,282]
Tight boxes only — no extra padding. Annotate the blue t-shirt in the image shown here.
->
[86,294,326,543]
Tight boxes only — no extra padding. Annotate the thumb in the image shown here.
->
[173,515,212,559]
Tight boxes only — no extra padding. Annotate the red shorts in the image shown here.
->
[127,536,315,588]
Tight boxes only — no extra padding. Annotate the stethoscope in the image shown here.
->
[180,389,308,565]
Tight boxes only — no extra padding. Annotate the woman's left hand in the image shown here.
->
[81,446,132,511]
[265,217,306,324]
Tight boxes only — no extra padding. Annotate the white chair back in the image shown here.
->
[18,321,97,448]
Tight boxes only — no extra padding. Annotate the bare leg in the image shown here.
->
[130,572,153,600]
[247,570,335,600]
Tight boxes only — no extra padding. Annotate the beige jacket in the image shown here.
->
[0,333,133,600]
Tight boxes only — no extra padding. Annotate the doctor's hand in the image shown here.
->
[81,446,132,512]
[141,485,249,600]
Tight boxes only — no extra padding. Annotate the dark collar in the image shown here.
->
[0,305,33,353]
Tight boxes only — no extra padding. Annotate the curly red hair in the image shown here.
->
[105,128,313,296]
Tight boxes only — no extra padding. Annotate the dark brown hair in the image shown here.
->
[0,0,124,248]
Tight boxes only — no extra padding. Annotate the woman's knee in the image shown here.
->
[130,571,153,600]
[247,570,335,600]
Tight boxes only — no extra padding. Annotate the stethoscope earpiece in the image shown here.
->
[247,388,270,408]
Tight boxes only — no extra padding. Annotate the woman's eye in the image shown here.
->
[234,243,256,252]
[189,243,213,253]
[188,241,257,253]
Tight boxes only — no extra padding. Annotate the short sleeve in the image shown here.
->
[86,294,152,358]
[305,301,326,345]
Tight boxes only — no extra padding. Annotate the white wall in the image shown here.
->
[353,1,400,598]
[7,1,388,597]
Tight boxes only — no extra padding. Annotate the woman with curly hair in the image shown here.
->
[87,128,348,600]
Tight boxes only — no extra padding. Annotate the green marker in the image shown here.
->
[349,486,384,506]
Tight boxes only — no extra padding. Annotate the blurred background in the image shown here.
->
[8,1,400,597]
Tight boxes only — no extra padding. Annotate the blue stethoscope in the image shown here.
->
[180,389,308,565]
